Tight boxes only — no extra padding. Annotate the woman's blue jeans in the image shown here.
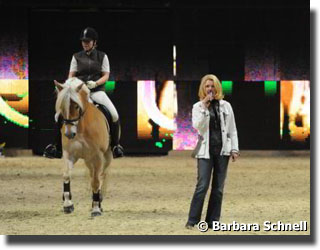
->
[187,154,230,226]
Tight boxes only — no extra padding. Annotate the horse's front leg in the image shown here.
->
[62,154,77,214]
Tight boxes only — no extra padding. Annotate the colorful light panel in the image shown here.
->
[280,80,310,142]
[137,80,176,141]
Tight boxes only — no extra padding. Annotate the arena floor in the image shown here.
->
[0,151,310,236]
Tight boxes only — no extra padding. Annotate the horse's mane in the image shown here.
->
[55,77,90,122]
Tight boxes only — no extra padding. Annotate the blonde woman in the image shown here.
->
[186,74,239,229]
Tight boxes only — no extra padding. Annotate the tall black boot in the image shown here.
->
[43,116,63,159]
[110,120,124,158]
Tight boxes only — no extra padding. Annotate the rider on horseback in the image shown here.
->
[44,27,124,159]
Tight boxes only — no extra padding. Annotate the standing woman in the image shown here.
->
[43,27,124,159]
[185,74,239,229]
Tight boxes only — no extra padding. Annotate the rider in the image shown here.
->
[43,27,124,159]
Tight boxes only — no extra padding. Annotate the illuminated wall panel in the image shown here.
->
[0,8,29,147]
[0,57,28,80]
[264,81,277,96]
[222,81,233,95]
[280,81,310,142]
[137,80,176,148]
[173,114,198,150]
[0,80,29,128]
[173,81,198,150]
[245,43,280,81]
[105,81,116,94]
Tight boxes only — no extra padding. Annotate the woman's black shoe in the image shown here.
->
[185,222,195,229]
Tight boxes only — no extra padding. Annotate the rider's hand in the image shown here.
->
[87,81,97,89]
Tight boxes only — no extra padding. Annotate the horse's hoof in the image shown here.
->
[91,211,102,217]
[63,204,74,214]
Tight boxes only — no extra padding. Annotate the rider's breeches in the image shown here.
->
[90,91,119,122]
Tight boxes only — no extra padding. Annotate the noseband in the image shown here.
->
[62,109,84,126]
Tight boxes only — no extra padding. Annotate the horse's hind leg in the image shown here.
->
[89,156,104,217]
[100,149,112,200]
[62,156,76,214]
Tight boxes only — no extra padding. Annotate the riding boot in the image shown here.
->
[110,120,124,158]
[43,116,63,159]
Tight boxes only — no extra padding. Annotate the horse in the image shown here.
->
[54,77,112,217]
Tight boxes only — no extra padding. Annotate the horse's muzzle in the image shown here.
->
[64,124,77,140]
[65,132,76,140]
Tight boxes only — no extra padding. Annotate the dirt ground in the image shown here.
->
[0,151,310,235]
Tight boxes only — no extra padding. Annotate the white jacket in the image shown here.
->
[192,100,239,158]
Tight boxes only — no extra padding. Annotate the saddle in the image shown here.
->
[93,102,112,129]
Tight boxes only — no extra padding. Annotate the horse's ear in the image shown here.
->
[76,83,84,92]
[54,80,64,92]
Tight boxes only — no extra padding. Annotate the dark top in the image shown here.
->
[74,49,106,92]
[209,100,222,155]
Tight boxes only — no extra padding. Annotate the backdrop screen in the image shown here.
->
[280,81,310,142]
[0,8,29,148]
[137,80,175,149]
[172,80,309,150]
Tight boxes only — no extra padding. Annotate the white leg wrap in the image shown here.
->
[91,201,102,216]
[63,192,73,207]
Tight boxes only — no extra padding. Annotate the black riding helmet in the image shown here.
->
[80,27,98,42]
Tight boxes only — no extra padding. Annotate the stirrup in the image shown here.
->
[112,145,124,158]
[43,144,62,159]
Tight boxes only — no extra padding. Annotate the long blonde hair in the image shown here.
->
[198,74,224,101]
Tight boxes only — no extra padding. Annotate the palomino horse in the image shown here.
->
[54,77,112,217]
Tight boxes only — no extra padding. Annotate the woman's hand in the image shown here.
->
[231,152,239,162]
[202,93,213,109]
[87,80,97,89]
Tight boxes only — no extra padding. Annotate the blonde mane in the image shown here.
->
[55,77,89,122]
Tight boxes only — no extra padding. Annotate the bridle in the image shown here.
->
[62,108,85,126]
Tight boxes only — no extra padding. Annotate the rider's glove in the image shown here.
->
[87,80,97,89]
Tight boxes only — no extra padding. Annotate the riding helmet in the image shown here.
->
[80,27,98,42]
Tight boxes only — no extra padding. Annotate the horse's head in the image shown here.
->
[54,78,89,140]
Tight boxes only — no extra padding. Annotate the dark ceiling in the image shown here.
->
[0,0,308,10]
